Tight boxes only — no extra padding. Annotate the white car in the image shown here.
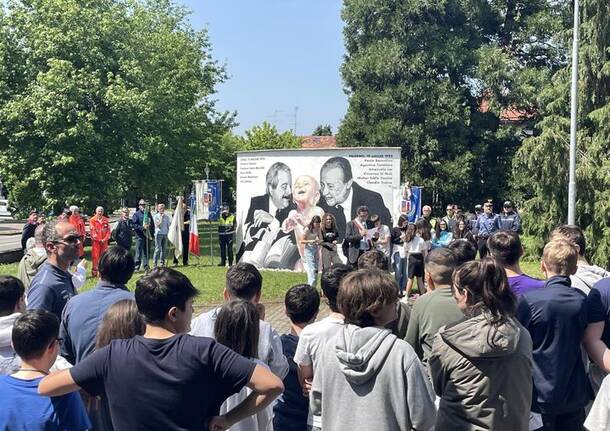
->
[0,199,13,220]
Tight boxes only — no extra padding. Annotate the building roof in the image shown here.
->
[300,136,337,149]
[479,98,536,124]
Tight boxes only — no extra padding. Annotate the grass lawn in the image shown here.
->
[0,222,546,304]
[0,227,308,306]
[0,253,545,307]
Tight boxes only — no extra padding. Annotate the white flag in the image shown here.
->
[168,197,184,260]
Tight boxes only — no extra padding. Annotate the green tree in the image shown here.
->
[513,0,610,268]
[337,0,573,210]
[0,0,233,215]
[239,122,300,151]
[312,124,332,136]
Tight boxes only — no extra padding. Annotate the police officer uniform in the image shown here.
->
[218,205,236,267]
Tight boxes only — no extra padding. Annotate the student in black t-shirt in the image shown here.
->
[274,284,320,431]
[38,268,284,431]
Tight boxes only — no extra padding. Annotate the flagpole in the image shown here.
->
[567,0,580,224]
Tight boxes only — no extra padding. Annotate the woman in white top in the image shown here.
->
[215,300,274,431]
[404,219,431,296]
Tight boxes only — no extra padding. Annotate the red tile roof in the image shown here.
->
[300,136,337,149]
[479,98,536,124]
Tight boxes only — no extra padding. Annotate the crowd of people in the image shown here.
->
[298,199,521,297]
[3,201,610,430]
[19,200,194,278]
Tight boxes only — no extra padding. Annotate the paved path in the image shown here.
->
[195,302,331,335]
[0,234,20,253]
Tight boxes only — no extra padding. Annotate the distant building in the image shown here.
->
[478,98,537,124]
[299,135,337,149]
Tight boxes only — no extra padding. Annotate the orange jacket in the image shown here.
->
[90,216,111,243]
[68,214,86,239]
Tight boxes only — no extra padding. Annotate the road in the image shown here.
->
[0,234,20,253]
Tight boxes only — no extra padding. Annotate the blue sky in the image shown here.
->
[181,0,348,136]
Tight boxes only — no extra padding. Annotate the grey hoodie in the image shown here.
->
[571,264,610,295]
[0,313,21,375]
[429,313,532,430]
[312,324,436,431]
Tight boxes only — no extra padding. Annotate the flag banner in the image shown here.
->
[400,184,422,223]
[206,180,221,221]
[235,147,401,270]
[168,196,184,260]
[188,193,200,256]
[194,180,222,221]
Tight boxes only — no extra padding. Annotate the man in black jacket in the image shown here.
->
[112,208,133,251]
[132,200,154,272]
[21,211,38,251]
[344,206,373,266]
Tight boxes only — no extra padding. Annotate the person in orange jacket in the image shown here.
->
[68,205,86,259]
[89,206,111,277]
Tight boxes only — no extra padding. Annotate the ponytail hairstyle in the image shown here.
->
[452,258,517,326]
[415,218,431,241]
[214,299,260,359]
[307,215,322,232]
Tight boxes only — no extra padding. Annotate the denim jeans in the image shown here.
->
[135,236,149,270]
[153,234,167,267]
[393,251,406,293]
[303,244,319,287]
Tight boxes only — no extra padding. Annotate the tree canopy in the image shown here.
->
[338,0,571,209]
[312,124,333,136]
[513,0,610,267]
[0,0,233,215]
[339,0,607,267]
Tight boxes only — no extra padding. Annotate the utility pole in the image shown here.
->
[568,0,580,225]
[273,109,281,127]
[290,106,299,135]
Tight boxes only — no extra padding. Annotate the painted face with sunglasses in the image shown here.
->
[46,222,82,269]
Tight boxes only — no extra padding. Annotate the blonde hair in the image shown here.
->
[95,300,145,349]
[542,239,578,275]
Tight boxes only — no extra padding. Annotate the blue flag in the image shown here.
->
[206,181,221,221]
[400,186,422,223]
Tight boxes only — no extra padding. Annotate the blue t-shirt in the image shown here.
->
[508,274,545,297]
[70,334,256,431]
[586,277,610,346]
[153,213,171,236]
[60,281,134,365]
[27,262,76,320]
[0,375,90,430]
[273,334,308,431]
